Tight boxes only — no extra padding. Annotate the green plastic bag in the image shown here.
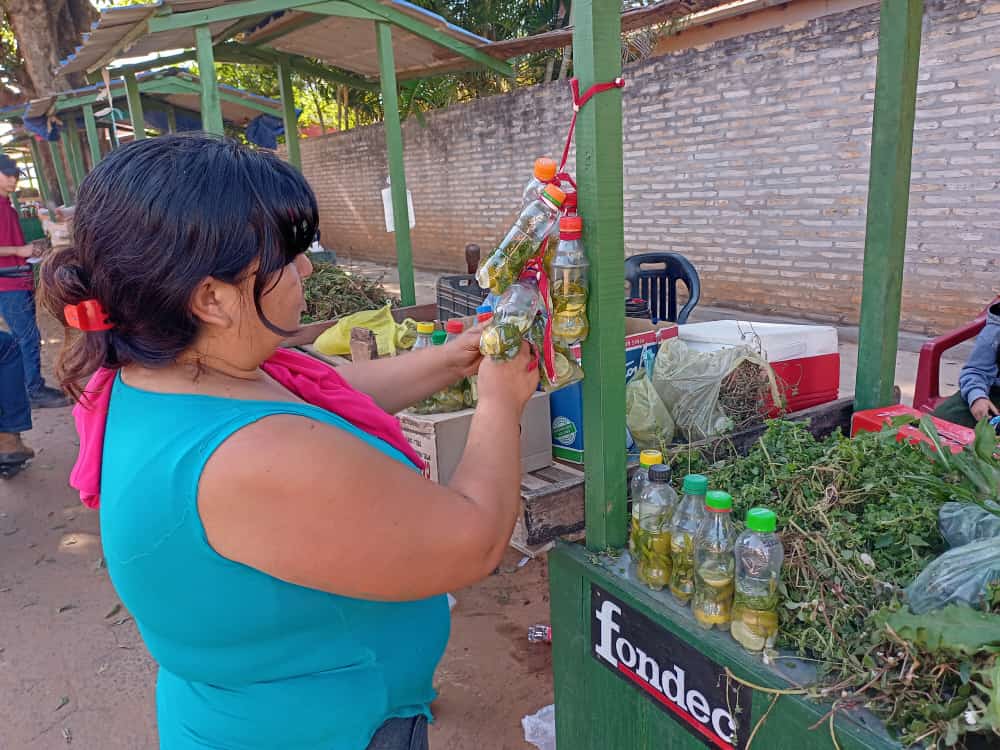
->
[313,304,417,357]
[626,351,675,451]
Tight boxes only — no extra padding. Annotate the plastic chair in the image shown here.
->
[624,252,701,324]
[912,297,999,413]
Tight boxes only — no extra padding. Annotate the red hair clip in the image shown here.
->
[64,299,114,332]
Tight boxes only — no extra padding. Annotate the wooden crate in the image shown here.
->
[510,463,586,557]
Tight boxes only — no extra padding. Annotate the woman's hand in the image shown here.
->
[444,325,485,378]
[476,341,538,412]
[970,397,999,422]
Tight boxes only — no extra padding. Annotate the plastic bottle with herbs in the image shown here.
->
[476,184,566,296]
[731,508,784,652]
[479,279,542,361]
[692,491,737,630]
[521,157,558,209]
[632,464,678,591]
[629,450,663,505]
[628,450,663,556]
[669,474,709,604]
[549,216,590,348]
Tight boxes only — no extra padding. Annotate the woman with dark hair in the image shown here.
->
[41,134,538,750]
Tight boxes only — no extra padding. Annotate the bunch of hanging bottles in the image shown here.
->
[629,454,786,654]
[476,157,588,391]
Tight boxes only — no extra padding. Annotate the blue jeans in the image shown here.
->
[366,716,429,750]
[0,331,31,433]
[0,290,44,396]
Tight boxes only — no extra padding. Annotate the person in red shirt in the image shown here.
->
[0,153,69,408]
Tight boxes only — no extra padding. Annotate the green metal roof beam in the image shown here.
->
[344,0,513,78]
[149,0,311,34]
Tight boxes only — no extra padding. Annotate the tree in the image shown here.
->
[1,0,96,203]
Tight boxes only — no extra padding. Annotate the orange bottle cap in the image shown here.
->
[533,157,558,181]
[542,184,567,207]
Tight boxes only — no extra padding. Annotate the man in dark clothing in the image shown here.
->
[933,301,1000,428]
[0,153,69,408]
[0,330,33,464]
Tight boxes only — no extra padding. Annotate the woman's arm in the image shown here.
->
[197,343,539,601]
[336,327,483,414]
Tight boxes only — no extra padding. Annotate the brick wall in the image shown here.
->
[298,0,1000,333]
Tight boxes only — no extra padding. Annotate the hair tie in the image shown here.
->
[64,300,114,332]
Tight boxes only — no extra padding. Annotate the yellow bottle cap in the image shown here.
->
[639,450,663,468]
[416,322,435,335]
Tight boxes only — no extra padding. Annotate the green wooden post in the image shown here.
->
[195,25,225,136]
[574,0,627,551]
[124,72,147,140]
[47,139,73,205]
[82,103,102,167]
[28,139,51,205]
[64,116,86,188]
[854,0,924,412]
[166,105,178,134]
[277,63,302,170]
[376,22,416,307]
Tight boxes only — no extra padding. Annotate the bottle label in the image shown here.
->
[591,584,752,749]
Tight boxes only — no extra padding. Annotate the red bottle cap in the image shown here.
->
[445,319,465,334]
[560,216,583,240]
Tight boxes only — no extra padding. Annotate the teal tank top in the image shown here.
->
[100,375,450,749]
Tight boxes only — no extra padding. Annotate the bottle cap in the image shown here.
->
[559,216,583,239]
[682,474,709,495]
[541,184,566,208]
[746,507,777,533]
[431,330,447,345]
[476,303,493,315]
[705,490,732,513]
[638,450,663,468]
[476,303,494,323]
[533,157,557,181]
[416,321,435,335]
[648,464,671,483]
[445,319,464,334]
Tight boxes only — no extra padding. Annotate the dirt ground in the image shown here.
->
[0,311,554,750]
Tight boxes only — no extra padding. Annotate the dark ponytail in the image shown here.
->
[39,133,318,400]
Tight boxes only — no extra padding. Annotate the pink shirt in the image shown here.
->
[71,348,425,508]
[0,196,31,292]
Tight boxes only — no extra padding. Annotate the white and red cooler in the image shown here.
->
[677,320,840,416]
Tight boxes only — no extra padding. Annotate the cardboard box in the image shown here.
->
[549,319,679,463]
[851,405,974,454]
[401,391,552,484]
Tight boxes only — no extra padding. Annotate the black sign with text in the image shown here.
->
[590,584,752,750]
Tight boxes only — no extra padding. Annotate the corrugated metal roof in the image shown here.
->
[59,0,500,79]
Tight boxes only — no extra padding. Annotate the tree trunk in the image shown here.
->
[310,85,326,134]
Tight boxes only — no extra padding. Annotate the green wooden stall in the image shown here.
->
[48,0,934,747]
[55,0,515,306]
[546,0,932,748]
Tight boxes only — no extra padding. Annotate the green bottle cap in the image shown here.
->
[431,330,447,345]
[638,450,663,468]
[705,491,732,513]
[682,474,708,495]
[746,507,777,533]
